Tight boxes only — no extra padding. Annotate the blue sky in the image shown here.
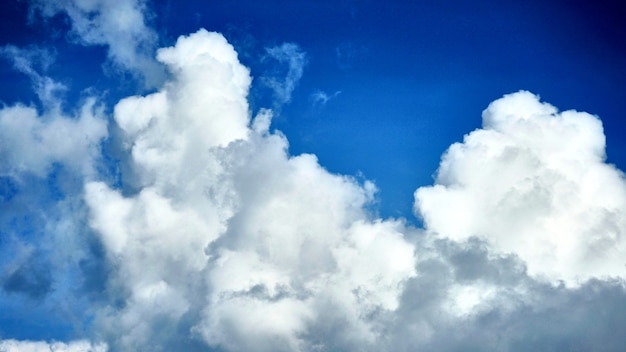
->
[3,0,625,219]
[1,1,626,351]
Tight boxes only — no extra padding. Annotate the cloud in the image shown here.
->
[0,23,109,351]
[310,90,341,107]
[414,91,626,286]
[2,2,626,350]
[262,43,307,106]
[386,238,626,351]
[29,0,166,88]
[83,29,416,351]
[0,339,107,352]
[0,100,107,178]
[0,45,66,109]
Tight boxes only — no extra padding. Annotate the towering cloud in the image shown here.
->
[84,29,416,351]
[415,91,626,285]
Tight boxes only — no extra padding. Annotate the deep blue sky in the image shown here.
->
[1,0,625,219]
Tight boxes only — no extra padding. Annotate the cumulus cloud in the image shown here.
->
[3,2,626,350]
[29,0,166,87]
[0,100,107,178]
[0,339,107,352]
[0,43,107,178]
[0,41,106,180]
[415,91,626,285]
[82,29,416,351]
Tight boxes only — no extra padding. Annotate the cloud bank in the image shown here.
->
[1,2,626,351]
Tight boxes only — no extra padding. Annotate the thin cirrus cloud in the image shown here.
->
[0,45,66,108]
[261,42,307,107]
[310,90,341,107]
[0,0,625,351]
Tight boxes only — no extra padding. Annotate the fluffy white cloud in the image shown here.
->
[0,100,107,178]
[84,29,416,351]
[0,339,106,352]
[415,91,626,285]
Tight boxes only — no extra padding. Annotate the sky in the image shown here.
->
[0,0,625,351]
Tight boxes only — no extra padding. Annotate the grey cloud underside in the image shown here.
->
[389,238,626,351]
[1,4,626,351]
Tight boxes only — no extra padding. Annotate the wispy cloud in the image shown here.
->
[0,45,66,109]
[310,89,342,107]
[29,0,166,88]
[262,43,307,107]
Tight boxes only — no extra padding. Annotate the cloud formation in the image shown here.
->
[415,91,626,286]
[83,29,416,351]
[2,2,626,351]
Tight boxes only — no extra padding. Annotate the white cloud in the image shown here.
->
[0,46,107,178]
[414,90,626,285]
[0,339,107,352]
[83,29,416,351]
[310,90,341,107]
[30,0,165,87]
[262,43,307,106]
[0,45,66,109]
[0,47,109,352]
[0,100,107,178]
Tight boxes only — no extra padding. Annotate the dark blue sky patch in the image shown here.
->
[2,256,52,300]
[0,176,18,202]
[78,233,110,299]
